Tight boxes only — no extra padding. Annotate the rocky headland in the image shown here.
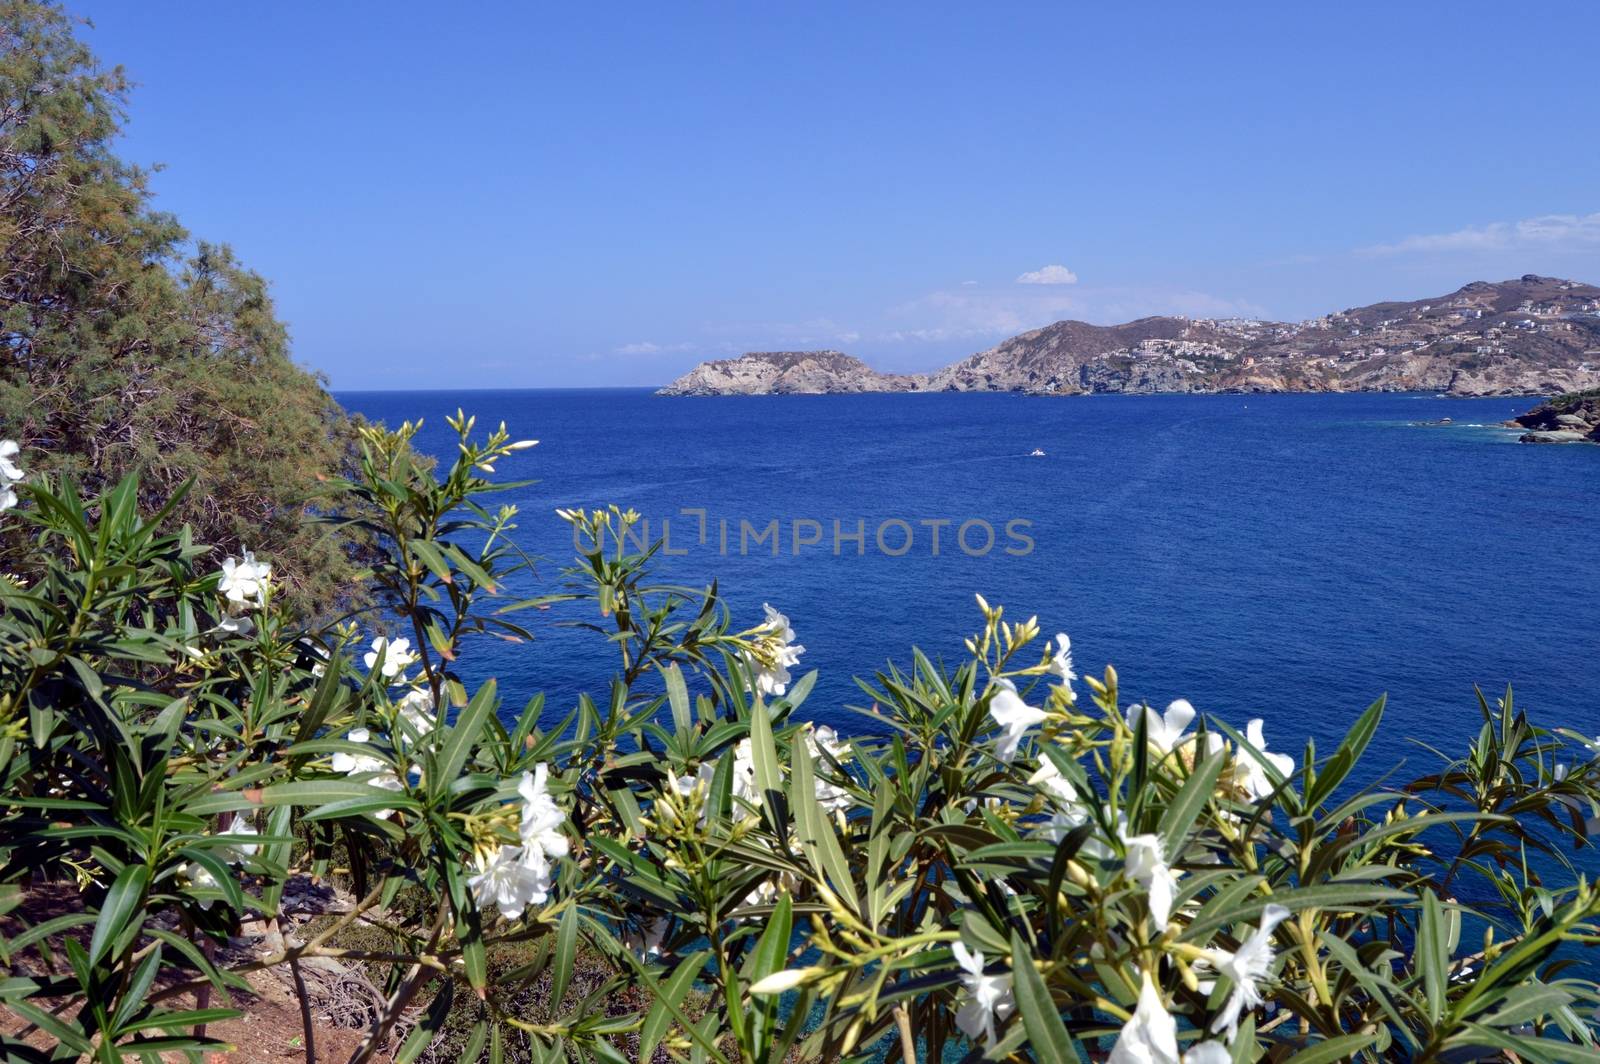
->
[657,276,1600,398]
[1508,387,1600,443]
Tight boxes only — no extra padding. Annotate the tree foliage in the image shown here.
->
[0,1,360,614]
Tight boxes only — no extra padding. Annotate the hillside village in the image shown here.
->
[660,276,1600,396]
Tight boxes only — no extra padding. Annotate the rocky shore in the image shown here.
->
[1508,388,1600,443]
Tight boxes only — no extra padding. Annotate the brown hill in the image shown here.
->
[659,277,1600,397]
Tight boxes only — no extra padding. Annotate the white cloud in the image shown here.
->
[1361,212,1600,256]
[1015,264,1079,285]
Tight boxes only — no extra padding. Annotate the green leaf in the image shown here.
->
[456,1021,489,1064]
[664,663,693,737]
[550,903,579,1006]
[5,999,91,1053]
[434,679,498,788]
[409,538,455,584]
[396,978,454,1064]
[1009,930,1074,1064]
[117,1008,241,1033]
[747,892,793,1060]
[1304,695,1385,809]
[1160,745,1226,857]
[1283,1033,1378,1063]
[1418,890,1450,1023]
[1479,982,1575,1027]
[1182,884,1411,942]
[640,950,711,1062]
[789,743,856,914]
[747,701,787,836]
[90,864,149,966]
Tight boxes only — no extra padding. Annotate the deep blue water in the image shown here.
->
[337,389,1600,780]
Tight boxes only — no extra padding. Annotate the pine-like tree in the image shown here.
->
[0,1,362,613]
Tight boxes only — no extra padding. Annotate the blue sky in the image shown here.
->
[76,1,1600,388]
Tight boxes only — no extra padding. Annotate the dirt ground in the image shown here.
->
[1,881,390,1063]
[1,966,380,1062]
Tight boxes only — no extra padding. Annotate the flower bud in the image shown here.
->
[750,967,823,995]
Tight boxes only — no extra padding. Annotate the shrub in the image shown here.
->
[2,415,1600,1063]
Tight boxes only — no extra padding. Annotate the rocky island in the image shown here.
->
[1508,387,1600,443]
[656,350,924,396]
[658,276,1600,397]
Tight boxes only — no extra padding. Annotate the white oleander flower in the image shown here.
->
[218,549,271,609]
[989,684,1047,763]
[214,611,254,637]
[740,871,798,911]
[1233,719,1295,800]
[743,603,805,697]
[1120,828,1181,932]
[1029,754,1079,803]
[1033,765,1114,858]
[952,942,1014,1046]
[468,844,549,920]
[1110,974,1178,1063]
[331,727,378,774]
[1193,904,1291,1043]
[1128,699,1197,754]
[217,818,260,863]
[667,742,763,825]
[1046,632,1076,689]
[807,725,853,813]
[729,737,761,806]
[1182,1044,1232,1064]
[364,636,418,680]
[0,440,23,512]
[182,861,222,911]
[0,440,23,483]
[1109,974,1234,1064]
[330,727,402,818]
[668,761,718,824]
[396,687,439,744]
[517,764,569,860]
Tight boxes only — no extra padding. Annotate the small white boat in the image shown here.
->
[1029,448,1046,457]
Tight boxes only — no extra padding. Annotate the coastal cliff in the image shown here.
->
[658,276,1600,397]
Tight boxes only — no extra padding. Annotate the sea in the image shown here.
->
[337,389,1600,781]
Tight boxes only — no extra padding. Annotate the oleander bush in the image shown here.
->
[4,414,1600,1063]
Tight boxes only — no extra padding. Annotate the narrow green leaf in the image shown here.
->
[1283,1033,1379,1063]
[550,903,579,1006]
[747,701,786,835]
[1160,746,1226,856]
[640,951,711,1062]
[1419,891,1448,1023]
[90,864,149,967]
[1009,930,1074,1064]
[434,679,499,788]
